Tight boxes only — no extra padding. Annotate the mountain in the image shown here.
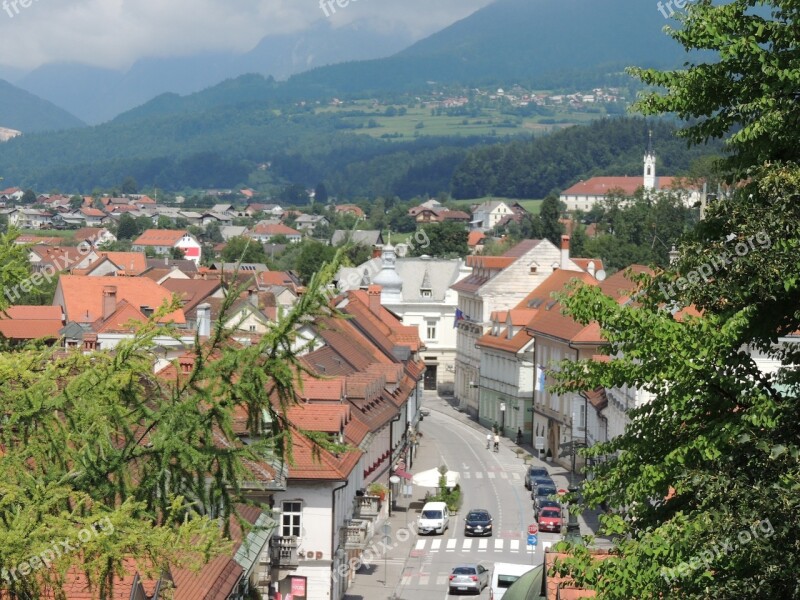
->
[286,0,689,93]
[0,80,85,133]
[14,20,414,125]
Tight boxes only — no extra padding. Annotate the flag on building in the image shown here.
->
[535,365,546,391]
[454,308,465,328]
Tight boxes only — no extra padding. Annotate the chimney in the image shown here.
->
[164,256,168,266]
[249,288,259,308]
[366,285,382,316]
[372,246,381,259]
[587,260,596,278]
[102,285,117,320]
[560,235,570,269]
[197,302,211,337]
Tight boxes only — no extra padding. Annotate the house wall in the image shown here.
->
[478,344,534,439]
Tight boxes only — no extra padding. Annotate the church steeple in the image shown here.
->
[643,130,656,191]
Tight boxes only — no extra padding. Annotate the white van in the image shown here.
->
[417,501,450,535]
[489,562,537,600]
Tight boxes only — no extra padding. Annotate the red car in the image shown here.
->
[537,508,563,533]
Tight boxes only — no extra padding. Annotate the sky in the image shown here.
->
[0,0,494,71]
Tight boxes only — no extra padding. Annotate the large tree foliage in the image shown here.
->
[549,0,800,595]
[0,229,347,598]
[408,221,468,258]
[630,0,800,176]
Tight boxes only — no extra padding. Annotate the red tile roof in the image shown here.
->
[561,176,699,197]
[0,305,64,340]
[133,229,189,247]
[80,207,107,217]
[467,230,486,246]
[57,276,186,324]
[287,403,350,432]
[161,278,223,313]
[286,427,361,480]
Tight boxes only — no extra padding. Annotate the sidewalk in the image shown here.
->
[342,401,448,600]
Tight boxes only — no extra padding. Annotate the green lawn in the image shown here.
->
[449,198,544,215]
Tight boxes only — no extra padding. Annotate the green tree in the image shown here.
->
[204,222,224,244]
[69,195,84,211]
[0,227,348,597]
[410,221,468,258]
[294,240,336,284]
[314,182,329,205]
[629,1,800,177]
[170,246,185,259]
[539,193,564,246]
[116,213,139,240]
[20,189,36,205]
[120,176,139,194]
[220,236,268,264]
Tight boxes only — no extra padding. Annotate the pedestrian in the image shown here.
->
[486,432,492,449]
[493,433,500,452]
[516,428,522,444]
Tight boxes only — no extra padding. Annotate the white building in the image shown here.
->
[452,236,587,420]
[337,244,469,391]
[470,200,514,231]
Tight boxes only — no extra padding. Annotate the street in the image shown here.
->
[348,395,574,599]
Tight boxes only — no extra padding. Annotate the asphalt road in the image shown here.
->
[391,407,562,599]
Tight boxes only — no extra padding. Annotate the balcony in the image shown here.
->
[344,520,370,550]
[354,494,380,519]
[268,536,299,568]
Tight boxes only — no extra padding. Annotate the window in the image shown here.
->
[282,501,302,537]
[426,320,437,341]
[578,403,586,430]
[249,325,257,332]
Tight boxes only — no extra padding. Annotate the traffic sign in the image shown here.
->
[528,524,538,535]
[527,534,538,546]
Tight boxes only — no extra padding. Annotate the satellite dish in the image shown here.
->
[595,270,607,281]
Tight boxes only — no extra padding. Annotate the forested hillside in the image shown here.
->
[451,118,725,199]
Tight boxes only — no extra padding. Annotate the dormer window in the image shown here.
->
[421,288,432,298]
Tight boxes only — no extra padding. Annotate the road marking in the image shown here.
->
[475,472,483,479]
[463,539,473,550]
[463,471,471,479]
[510,540,520,552]
[487,472,496,479]
[431,539,441,552]
[478,539,488,552]
[446,539,457,552]
[436,574,448,586]
[500,471,508,479]
[494,539,504,551]
[419,574,429,585]
[415,540,426,551]
[511,472,521,480]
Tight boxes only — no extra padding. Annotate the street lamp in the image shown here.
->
[500,402,506,436]
[562,483,584,546]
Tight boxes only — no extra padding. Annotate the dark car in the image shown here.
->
[533,484,558,508]
[524,466,550,490]
[533,499,562,519]
[529,477,555,499]
[464,509,493,537]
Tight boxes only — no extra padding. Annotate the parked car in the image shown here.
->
[529,477,555,499]
[538,507,563,533]
[464,509,493,537]
[533,484,558,509]
[418,501,450,535]
[449,563,490,595]
[524,466,550,490]
[533,499,562,519]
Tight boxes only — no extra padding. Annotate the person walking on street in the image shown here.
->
[493,433,500,452]
[486,432,492,449]
[516,428,522,445]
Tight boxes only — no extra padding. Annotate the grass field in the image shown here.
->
[319,101,604,141]
[450,198,544,214]
[19,229,75,238]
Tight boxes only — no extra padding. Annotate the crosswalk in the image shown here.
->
[460,471,521,480]
[411,536,549,555]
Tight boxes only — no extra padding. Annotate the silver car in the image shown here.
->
[449,563,490,595]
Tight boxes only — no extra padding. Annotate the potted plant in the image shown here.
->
[367,482,389,501]
[545,448,553,463]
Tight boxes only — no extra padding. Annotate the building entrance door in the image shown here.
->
[423,365,437,390]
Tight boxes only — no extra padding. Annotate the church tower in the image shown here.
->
[643,130,656,191]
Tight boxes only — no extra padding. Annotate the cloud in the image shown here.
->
[0,0,492,71]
